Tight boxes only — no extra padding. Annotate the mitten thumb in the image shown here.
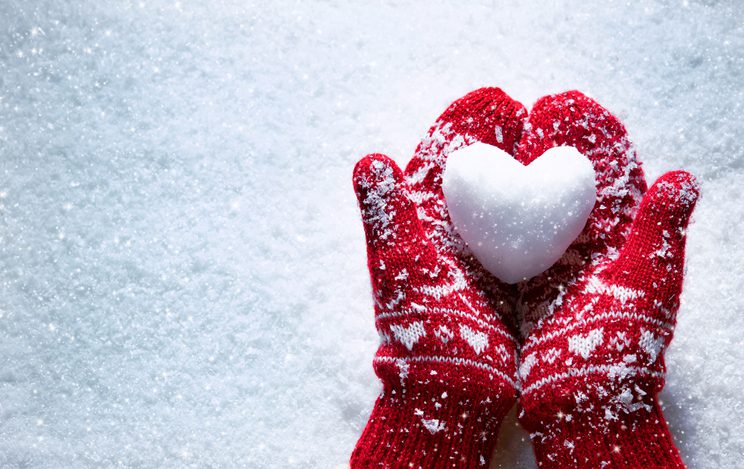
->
[353,154,433,306]
[607,170,700,317]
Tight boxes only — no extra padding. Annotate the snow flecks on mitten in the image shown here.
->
[406,89,526,263]
[516,92,698,469]
[515,91,648,333]
[351,88,525,469]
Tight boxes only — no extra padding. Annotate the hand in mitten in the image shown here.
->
[350,88,525,468]
[515,92,699,468]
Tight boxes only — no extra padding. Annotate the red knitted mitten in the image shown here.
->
[515,92,699,468]
[350,88,525,468]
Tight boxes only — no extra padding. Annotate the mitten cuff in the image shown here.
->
[529,399,684,468]
[351,381,514,468]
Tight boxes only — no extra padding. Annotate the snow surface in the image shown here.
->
[0,1,742,467]
[442,143,596,284]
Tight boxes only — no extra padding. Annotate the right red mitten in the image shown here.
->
[515,92,700,468]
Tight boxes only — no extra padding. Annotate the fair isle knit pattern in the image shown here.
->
[514,92,699,468]
[351,88,698,468]
[350,88,525,468]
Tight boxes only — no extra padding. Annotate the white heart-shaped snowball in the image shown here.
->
[442,142,596,284]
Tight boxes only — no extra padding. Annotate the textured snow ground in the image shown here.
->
[0,1,742,467]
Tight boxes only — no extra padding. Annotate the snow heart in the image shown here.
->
[442,142,596,284]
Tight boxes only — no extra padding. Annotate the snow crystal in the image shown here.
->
[421,418,447,434]
[494,125,504,144]
[638,329,665,363]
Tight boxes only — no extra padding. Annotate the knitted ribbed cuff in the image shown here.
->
[530,399,684,468]
[351,382,514,468]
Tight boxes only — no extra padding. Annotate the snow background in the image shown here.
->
[0,1,742,467]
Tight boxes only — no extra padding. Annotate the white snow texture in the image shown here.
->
[442,143,596,284]
[0,1,742,468]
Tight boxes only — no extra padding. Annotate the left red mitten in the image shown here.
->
[351,88,524,468]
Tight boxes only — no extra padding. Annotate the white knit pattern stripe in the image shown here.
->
[522,310,674,352]
[374,355,517,389]
[375,307,515,343]
[521,364,663,395]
